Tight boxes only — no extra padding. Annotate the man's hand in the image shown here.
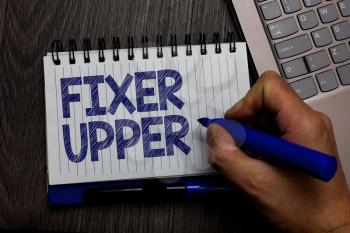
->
[207,71,350,233]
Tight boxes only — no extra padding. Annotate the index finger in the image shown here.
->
[225,71,314,133]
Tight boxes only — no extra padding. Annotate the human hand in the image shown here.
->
[207,71,350,233]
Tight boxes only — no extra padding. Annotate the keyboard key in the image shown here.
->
[298,10,319,30]
[268,17,299,39]
[305,50,330,72]
[338,0,350,16]
[332,21,350,40]
[318,4,339,23]
[329,44,350,63]
[261,1,282,20]
[303,0,321,7]
[281,0,302,13]
[290,77,318,99]
[311,28,333,47]
[275,34,312,59]
[336,64,350,85]
[316,70,339,92]
[282,58,308,78]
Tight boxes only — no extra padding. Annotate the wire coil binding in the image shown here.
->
[185,34,192,56]
[50,32,236,65]
[199,33,207,55]
[83,38,91,63]
[51,40,63,65]
[127,36,134,60]
[227,32,236,53]
[68,39,77,64]
[170,34,177,57]
[142,36,148,59]
[156,34,163,58]
[213,32,221,54]
[112,37,120,61]
[98,38,106,62]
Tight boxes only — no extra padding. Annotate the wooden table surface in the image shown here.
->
[0,0,281,232]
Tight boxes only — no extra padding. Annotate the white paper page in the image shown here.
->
[43,43,250,185]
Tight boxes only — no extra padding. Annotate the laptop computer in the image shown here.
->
[230,0,350,187]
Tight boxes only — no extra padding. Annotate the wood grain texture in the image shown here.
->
[0,0,275,232]
[0,0,7,44]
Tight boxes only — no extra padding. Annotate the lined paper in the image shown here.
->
[44,43,250,185]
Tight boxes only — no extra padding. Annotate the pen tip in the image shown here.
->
[197,117,210,127]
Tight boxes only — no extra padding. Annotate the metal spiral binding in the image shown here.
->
[50,32,236,65]
[213,32,221,54]
[142,36,148,59]
[156,35,163,58]
[98,38,106,62]
[127,36,134,60]
[185,34,192,56]
[68,39,77,64]
[112,37,120,61]
[227,32,236,53]
[199,33,207,55]
[83,38,91,63]
[51,40,63,65]
[170,34,177,57]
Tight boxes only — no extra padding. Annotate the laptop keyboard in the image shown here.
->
[255,0,350,100]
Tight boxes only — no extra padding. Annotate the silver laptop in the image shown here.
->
[231,0,350,187]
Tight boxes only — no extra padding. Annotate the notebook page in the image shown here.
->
[43,43,250,185]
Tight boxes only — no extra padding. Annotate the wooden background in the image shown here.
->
[0,0,280,232]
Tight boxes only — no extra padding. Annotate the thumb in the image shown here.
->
[207,124,272,196]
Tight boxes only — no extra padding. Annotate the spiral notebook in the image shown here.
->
[43,34,250,186]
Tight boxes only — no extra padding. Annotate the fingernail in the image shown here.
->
[206,124,236,151]
[225,99,243,117]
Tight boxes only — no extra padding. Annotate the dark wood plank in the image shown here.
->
[0,0,8,50]
[0,0,277,232]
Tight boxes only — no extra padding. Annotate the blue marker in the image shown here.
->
[198,117,337,182]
